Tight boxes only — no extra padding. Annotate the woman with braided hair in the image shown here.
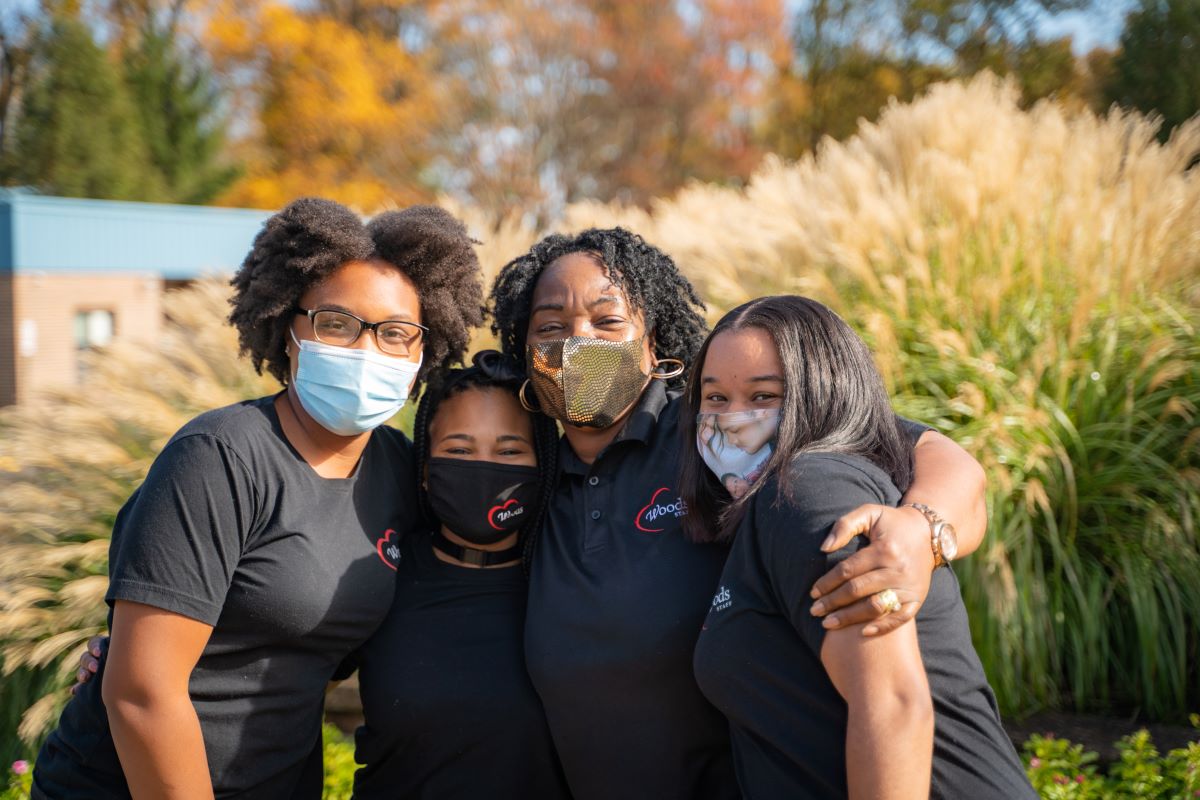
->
[488,227,990,800]
[34,198,484,800]
[335,350,569,799]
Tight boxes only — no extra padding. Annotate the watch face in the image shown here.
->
[939,523,959,561]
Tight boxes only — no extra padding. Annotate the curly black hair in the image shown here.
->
[412,351,560,576]
[488,227,708,386]
[229,197,484,393]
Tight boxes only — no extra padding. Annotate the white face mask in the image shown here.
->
[696,409,781,499]
[290,329,422,436]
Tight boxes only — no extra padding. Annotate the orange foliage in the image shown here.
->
[207,0,439,211]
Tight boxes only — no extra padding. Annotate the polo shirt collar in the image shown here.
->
[558,380,672,475]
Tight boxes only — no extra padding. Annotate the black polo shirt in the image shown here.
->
[693,453,1035,799]
[524,381,739,800]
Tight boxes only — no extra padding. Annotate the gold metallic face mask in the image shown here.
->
[526,336,650,429]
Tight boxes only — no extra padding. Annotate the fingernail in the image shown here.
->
[810,587,821,599]
[820,536,834,551]
[810,601,825,616]
[823,614,840,629]
[863,625,878,636]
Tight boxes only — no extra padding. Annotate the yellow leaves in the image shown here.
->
[210,0,436,211]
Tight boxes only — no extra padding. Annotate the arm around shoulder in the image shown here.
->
[907,430,987,558]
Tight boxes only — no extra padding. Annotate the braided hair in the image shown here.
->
[412,350,560,575]
[488,227,708,387]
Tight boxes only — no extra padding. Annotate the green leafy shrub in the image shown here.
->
[1023,720,1200,799]
[323,723,357,800]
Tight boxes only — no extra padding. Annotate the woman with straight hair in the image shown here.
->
[684,295,1035,799]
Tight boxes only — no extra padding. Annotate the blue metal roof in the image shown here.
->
[0,190,272,278]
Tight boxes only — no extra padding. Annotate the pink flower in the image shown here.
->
[11,760,29,775]
[1029,757,1042,768]
[1075,775,1085,784]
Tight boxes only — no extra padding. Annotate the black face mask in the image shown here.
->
[425,457,540,545]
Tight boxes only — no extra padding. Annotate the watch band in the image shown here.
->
[902,502,950,568]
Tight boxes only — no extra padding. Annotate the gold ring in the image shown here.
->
[875,589,901,615]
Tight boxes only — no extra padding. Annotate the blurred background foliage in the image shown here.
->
[1,0,1198,219]
[0,0,1198,779]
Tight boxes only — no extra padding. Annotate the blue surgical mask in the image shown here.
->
[696,409,780,498]
[290,329,421,436]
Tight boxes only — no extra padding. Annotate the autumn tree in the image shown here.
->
[429,0,787,218]
[206,0,443,210]
[762,0,1100,158]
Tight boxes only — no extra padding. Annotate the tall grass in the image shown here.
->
[546,75,1200,719]
[0,280,277,759]
[1,74,1197,760]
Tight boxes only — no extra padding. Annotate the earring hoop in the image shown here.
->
[651,358,685,380]
[518,379,541,413]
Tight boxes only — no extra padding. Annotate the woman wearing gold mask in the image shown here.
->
[488,228,988,800]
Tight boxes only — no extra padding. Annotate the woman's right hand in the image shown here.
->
[70,635,108,694]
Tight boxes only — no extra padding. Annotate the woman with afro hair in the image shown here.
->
[488,227,990,800]
[33,198,484,800]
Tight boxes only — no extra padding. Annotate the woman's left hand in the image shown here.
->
[808,504,934,636]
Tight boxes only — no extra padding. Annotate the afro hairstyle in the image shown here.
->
[229,197,484,393]
[487,227,708,386]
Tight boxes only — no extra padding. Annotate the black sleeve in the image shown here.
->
[755,455,895,655]
[896,416,931,449]
[105,433,259,626]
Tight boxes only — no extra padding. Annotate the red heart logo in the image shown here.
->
[635,487,670,533]
[375,528,401,571]
[488,498,522,530]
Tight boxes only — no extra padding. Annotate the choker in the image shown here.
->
[431,530,522,568]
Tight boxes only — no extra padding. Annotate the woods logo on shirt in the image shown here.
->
[375,528,401,571]
[488,498,526,530]
[710,586,732,612]
[635,487,689,533]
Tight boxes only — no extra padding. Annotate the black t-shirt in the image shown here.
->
[343,531,570,800]
[693,453,1035,800]
[33,396,414,800]
[524,382,738,800]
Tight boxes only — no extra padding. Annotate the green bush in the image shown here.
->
[323,724,356,800]
[1022,717,1200,799]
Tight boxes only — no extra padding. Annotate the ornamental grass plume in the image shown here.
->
[0,280,276,752]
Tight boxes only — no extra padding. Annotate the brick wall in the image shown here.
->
[10,273,162,404]
[0,274,14,406]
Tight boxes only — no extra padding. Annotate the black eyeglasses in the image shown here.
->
[294,307,428,357]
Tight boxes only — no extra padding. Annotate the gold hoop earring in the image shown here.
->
[651,358,685,380]
[518,379,541,413]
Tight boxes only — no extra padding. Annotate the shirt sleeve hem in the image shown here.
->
[106,579,222,626]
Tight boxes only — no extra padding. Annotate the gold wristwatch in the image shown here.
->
[903,503,959,568]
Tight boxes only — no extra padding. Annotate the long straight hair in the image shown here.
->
[679,296,913,544]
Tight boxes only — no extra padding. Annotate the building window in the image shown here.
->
[74,309,115,350]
